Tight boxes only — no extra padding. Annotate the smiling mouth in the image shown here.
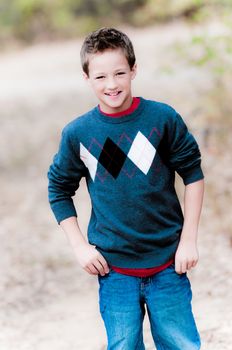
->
[105,91,122,96]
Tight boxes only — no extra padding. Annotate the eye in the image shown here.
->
[116,72,125,76]
[95,76,105,80]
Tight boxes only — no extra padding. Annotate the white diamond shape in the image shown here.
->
[127,131,156,175]
[80,143,98,181]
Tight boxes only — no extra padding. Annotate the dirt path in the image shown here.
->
[0,21,231,349]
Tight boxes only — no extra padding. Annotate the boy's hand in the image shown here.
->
[74,242,110,276]
[174,237,199,274]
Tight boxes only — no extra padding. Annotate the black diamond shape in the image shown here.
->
[98,137,127,179]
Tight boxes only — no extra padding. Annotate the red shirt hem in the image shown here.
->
[111,259,174,277]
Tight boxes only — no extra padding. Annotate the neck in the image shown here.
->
[99,97,140,118]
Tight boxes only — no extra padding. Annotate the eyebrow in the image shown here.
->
[93,72,105,76]
[93,67,128,76]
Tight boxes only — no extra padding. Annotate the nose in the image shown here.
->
[106,76,117,90]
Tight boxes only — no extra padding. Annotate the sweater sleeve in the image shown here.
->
[165,110,204,185]
[47,125,87,224]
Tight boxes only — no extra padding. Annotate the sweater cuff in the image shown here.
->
[179,165,204,186]
[50,200,77,224]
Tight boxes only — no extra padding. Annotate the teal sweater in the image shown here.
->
[47,97,204,268]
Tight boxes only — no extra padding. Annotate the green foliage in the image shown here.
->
[182,33,232,76]
[0,0,146,43]
[0,0,232,44]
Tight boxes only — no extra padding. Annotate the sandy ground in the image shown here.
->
[0,20,232,349]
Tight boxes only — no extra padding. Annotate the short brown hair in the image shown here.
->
[80,27,136,76]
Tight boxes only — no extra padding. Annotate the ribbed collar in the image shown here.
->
[93,97,146,124]
[98,97,140,117]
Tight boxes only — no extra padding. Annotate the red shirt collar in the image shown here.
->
[98,97,140,118]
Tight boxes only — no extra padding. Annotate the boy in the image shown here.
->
[47,27,204,349]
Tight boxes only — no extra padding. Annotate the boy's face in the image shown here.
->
[83,48,137,114]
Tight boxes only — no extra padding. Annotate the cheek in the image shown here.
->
[123,78,132,87]
[91,81,103,92]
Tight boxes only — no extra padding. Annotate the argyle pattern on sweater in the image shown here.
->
[80,129,157,182]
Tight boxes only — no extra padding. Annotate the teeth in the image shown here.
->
[107,92,120,96]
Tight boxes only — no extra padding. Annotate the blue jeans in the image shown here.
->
[97,264,201,350]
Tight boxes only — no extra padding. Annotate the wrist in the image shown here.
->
[180,228,198,243]
[73,240,89,252]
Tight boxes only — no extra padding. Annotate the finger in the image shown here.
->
[181,261,187,274]
[86,264,99,275]
[93,247,109,271]
[188,259,198,270]
[175,260,182,274]
[93,260,106,276]
[98,255,110,274]
[192,259,198,268]
[84,266,94,275]
[92,247,109,274]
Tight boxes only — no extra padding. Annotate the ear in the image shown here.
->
[82,71,89,80]
[131,63,137,80]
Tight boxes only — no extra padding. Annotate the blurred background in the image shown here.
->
[0,1,232,349]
